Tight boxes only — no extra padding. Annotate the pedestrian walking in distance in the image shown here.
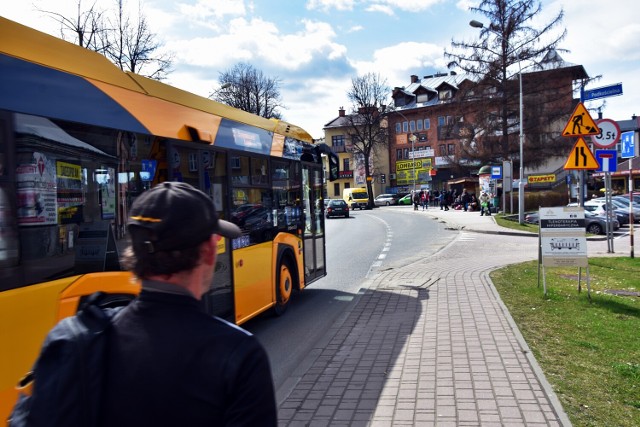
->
[100,181,278,427]
[479,191,491,216]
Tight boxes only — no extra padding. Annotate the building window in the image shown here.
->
[417,120,423,131]
[416,93,429,103]
[343,158,350,171]
[403,148,409,159]
[424,119,431,129]
[396,149,402,160]
[403,121,408,133]
[437,116,445,126]
[448,144,455,155]
[439,144,446,156]
[439,89,452,101]
[409,121,416,132]
[332,135,345,152]
[395,122,401,134]
[447,116,453,124]
[333,183,340,197]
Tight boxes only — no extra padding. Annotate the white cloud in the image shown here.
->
[177,0,245,19]
[365,5,394,15]
[351,41,447,83]
[307,0,357,12]
[307,0,443,13]
[372,0,445,12]
[455,0,477,12]
[170,17,346,71]
[282,76,354,137]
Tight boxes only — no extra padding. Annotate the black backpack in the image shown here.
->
[8,292,125,427]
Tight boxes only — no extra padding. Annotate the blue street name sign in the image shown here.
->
[583,83,623,101]
[595,149,618,172]
[621,131,636,159]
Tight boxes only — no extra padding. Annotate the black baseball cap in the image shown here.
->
[128,181,241,253]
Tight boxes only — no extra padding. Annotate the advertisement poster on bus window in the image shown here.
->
[96,167,116,220]
[56,161,84,224]
[16,152,57,225]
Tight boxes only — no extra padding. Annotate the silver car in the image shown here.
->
[524,210,619,235]
[374,194,398,206]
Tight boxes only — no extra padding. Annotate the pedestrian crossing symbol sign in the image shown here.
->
[562,102,600,137]
[563,137,599,170]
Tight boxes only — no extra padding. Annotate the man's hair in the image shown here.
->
[120,226,201,278]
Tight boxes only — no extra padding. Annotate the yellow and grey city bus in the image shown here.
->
[0,17,338,418]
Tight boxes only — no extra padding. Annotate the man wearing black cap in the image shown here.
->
[100,182,277,427]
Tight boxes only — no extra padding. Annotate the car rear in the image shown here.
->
[326,200,349,218]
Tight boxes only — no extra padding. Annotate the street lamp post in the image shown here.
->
[518,63,525,224]
[470,20,526,224]
[409,133,418,192]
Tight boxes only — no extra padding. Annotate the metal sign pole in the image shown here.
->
[630,159,635,258]
[603,173,614,253]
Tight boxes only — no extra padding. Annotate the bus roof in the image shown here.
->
[0,17,313,143]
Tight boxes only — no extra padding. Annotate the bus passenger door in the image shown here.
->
[301,164,326,284]
[169,144,235,322]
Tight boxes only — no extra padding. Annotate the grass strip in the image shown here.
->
[490,257,640,426]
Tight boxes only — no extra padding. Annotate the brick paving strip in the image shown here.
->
[278,236,571,426]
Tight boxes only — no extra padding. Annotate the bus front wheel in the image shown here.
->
[274,260,293,316]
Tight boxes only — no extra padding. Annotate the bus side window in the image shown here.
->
[0,184,19,269]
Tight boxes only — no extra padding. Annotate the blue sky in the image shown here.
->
[1,0,638,138]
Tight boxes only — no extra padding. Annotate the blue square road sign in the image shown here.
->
[621,131,636,159]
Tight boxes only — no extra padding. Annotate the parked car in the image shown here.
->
[524,212,539,224]
[584,210,620,235]
[525,210,619,235]
[325,199,349,218]
[582,200,630,225]
[374,194,398,206]
[621,193,640,204]
[398,194,413,205]
[605,196,640,222]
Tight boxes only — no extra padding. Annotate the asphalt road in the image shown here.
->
[242,206,457,395]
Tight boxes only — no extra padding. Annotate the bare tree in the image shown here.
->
[101,0,173,79]
[345,73,390,208]
[38,0,173,80]
[37,0,109,52]
[445,0,570,168]
[211,63,285,119]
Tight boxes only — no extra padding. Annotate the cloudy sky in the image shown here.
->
[1,0,638,138]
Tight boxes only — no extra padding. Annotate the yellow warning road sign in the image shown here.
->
[562,102,600,137]
[563,137,599,170]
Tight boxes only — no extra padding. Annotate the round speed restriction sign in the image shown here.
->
[591,118,621,148]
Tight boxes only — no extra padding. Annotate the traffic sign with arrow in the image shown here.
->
[563,137,599,170]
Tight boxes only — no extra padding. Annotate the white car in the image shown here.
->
[590,197,640,223]
[374,194,398,206]
[580,200,630,225]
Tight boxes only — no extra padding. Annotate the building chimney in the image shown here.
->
[410,75,418,83]
[339,107,345,117]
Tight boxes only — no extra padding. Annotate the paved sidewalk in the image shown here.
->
[278,209,573,426]
[277,207,631,426]
[416,206,632,255]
